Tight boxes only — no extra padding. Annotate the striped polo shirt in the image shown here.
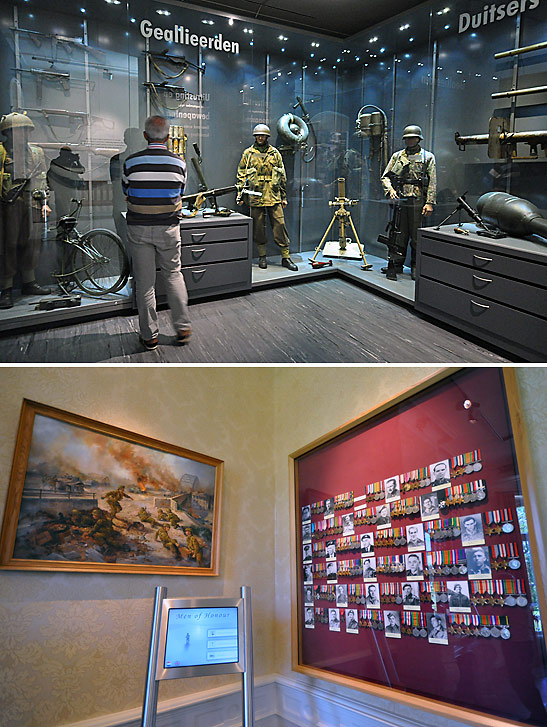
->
[122,143,187,226]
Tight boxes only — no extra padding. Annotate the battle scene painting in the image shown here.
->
[0,401,223,574]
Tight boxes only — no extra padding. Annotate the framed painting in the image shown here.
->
[290,368,547,727]
[0,399,223,575]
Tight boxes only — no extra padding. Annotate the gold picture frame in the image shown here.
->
[290,368,547,727]
[0,399,223,575]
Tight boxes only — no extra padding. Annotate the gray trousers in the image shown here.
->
[392,196,424,266]
[127,223,191,340]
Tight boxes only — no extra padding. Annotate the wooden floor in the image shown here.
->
[0,278,511,364]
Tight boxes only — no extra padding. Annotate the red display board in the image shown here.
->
[293,369,547,727]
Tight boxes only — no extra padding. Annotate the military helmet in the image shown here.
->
[0,112,35,132]
[252,123,271,136]
[402,124,423,140]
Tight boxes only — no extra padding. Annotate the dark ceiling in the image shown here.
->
[179,0,425,39]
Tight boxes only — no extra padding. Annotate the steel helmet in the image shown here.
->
[402,124,423,140]
[0,112,35,132]
[252,123,271,136]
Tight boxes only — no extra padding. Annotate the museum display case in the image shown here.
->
[0,0,545,331]
[291,368,547,727]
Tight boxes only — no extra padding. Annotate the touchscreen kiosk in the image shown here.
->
[142,586,254,727]
[157,600,245,679]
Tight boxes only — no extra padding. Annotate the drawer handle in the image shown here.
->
[470,299,490,309]
[191,233,206,242]
[191,269,207,275]
[472,274,493,284]
[191,247,206,254]
[473,255,493,262]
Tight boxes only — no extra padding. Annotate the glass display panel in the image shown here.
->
[164,606,239,667]
[294,368,547,727]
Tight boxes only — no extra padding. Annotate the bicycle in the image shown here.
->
[52,199,130,297]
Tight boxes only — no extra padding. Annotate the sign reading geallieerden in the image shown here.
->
[458,0,540,32]
[140,19,240,54]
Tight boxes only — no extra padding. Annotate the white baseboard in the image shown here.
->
[60,672,465,727]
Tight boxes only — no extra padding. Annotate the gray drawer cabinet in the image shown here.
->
[180,213,252,299]
[415,225,547,361]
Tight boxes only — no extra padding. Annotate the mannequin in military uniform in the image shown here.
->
[0,112,51,309]
[380,125,436,280]
[236,124,298,271]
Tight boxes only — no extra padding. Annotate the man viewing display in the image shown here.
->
[122,115,192,351]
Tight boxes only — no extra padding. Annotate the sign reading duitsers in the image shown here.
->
[458,0,540,33]
[140,19,240,54]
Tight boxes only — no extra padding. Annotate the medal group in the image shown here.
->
[301,449,525,645]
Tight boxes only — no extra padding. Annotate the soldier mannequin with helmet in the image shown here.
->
[380,124,436,280]
[0,112,52,309]
[236,123,298,271]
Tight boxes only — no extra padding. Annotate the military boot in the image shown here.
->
[0,287,13,309]
[385,259,399,281]
[381,264,403,275]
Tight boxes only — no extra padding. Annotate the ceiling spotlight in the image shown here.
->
[399,23,410,30]
[229,18,234,25]
[156,8,171,15]
[369,36,378,43]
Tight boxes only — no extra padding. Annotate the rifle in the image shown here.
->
[181,183,261,218]
[15,69,70,104]
[378,199,403,257]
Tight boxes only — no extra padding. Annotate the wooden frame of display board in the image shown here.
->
[290,367,547,727]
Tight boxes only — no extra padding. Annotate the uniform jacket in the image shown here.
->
[381,147,436,205]
[0,142,48,205]
[237,143,286,206]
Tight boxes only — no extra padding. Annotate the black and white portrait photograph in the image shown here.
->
[336,583,348,607]
[427,612,448,644]
[466,546,492,579]
[402,581,421,610]
[376,503,391,529]
[304,606,315,628]
[345,608,359,634]
[326,560,338,582]
[302,542,312,563]
[362,556,377,581]
[303,563,313,584]
[302,522,312,542]
[342,512,355,536]
[324,498,335,518]
[384,475,401,503]
[328,607,341,632]
[304,584,314,605]
[460,513,485,547]
[384,610,402,638]
[447,581,471,612]
[325,539,337,560]
[364,583,381,609]
[404,551,424,580]
[302,504,311,522]
[420,492,440,521]
[406,523,425,551]
[360,532,375,554]
[429,459,451,490]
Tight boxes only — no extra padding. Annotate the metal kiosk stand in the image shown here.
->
[142,586,254,727]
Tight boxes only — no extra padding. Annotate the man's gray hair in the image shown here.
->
[144,115,170,141]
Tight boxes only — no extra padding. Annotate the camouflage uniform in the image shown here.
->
[0,142,48,288]
[236,142,291,259]
[381,147,436,268]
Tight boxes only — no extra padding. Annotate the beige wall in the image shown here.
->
[0,367,276,727]
[0,366,545,727]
